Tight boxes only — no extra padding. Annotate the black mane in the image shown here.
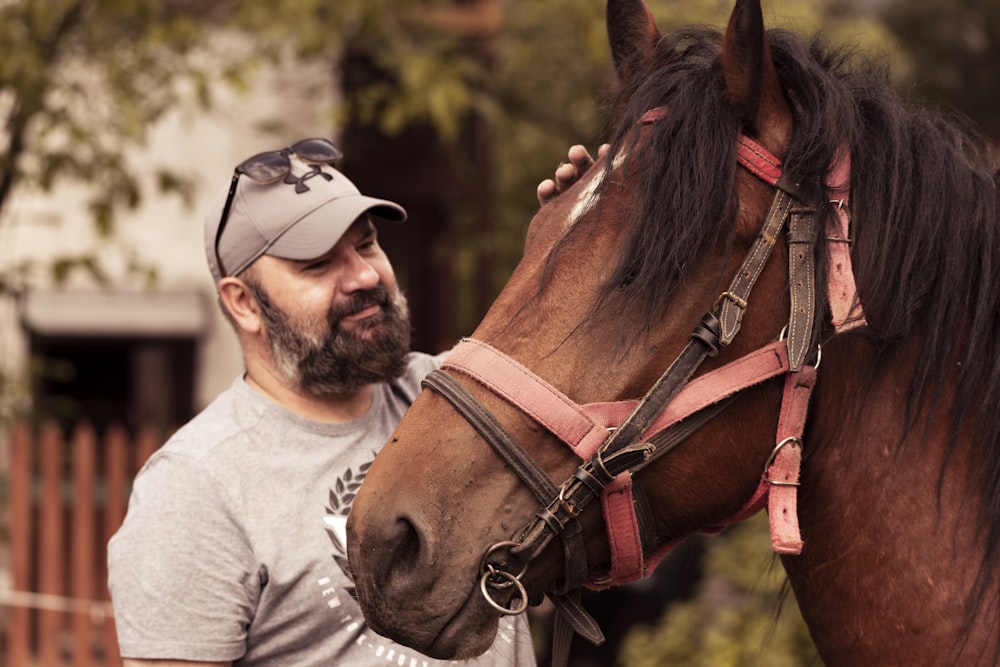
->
[575,23,1000,626]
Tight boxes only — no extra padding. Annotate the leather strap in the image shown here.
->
[718,188,799,345]
[825,146,867,332]
[767,366,816,554]
[736,134,783,185]
[786,208,818,370]
[442,338,610,458]
[550,590,604,664]
[740,134,865,333]
[421,370,604,646]
[443,338,790,459]
[600,473,644,581]
[422,370,558,505]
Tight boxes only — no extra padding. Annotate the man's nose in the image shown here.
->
[341,254,381,292]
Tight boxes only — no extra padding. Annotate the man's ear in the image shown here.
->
[218,277,263,335]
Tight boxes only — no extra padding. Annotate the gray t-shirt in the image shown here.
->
[108,352,536,665]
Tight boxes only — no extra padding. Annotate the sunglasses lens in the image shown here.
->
[238,152,292,183]
[291,138,343,164]
[234,139,341,184]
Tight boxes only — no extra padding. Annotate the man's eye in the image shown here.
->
[305,259,330,271]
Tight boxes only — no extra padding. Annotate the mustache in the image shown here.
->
[327,285,392,326]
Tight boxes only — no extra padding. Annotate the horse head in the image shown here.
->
[348,0,1000,663]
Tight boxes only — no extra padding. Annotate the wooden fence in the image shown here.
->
[2,421,162,666]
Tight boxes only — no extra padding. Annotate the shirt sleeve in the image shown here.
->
[107,449,260,661]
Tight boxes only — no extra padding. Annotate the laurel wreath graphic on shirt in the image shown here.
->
[323,458,372,599]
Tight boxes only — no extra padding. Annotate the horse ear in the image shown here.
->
[607,0,663,85]
[720,0,792,155]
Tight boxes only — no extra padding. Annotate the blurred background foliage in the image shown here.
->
[3,0,995,310]
[618,515,820,667]
[2,0,998,663]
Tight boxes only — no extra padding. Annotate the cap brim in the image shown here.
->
[265,195,406,261]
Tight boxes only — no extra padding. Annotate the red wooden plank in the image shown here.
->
[38,422,65,665]
[103,425,128,665]
[72,422,97,667]
[7,422,32,666]
[135,424,159,473]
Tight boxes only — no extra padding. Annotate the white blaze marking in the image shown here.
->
[566,150,623,228]
[568,168,604,225]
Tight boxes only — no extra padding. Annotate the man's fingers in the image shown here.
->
[554,162,579,187]
[537,179,559,205]
[537,143,610,206]
[564,143,610,179]
[566,145,595,172]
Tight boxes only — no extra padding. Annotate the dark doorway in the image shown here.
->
[30,336,196,436]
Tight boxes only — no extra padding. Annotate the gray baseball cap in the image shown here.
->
[204,153,407,285]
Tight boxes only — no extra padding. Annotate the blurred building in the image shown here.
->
[1,57,339,435]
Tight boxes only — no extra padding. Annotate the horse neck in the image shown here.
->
[783,334,1000,665]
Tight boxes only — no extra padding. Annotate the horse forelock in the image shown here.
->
[591,28,741,318]
[551,22,1000,634]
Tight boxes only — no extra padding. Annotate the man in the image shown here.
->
[107,137,601,666]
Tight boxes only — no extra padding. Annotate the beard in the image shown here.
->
[247,280,412,397]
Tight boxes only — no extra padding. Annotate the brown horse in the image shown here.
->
[347,0,1000,664]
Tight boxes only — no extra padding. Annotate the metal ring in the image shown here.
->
[777,326,822,370]
[479,541,528,581]
[479,568,528,615]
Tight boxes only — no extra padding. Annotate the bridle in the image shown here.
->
[423,111,866,662]
[421,108,866,665]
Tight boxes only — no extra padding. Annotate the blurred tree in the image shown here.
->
[0,0,247,289]
[618,515,819,667]
[0,0,245,419]
[0,0,911,296]
[0,0,906,342]
[882,0,1000,138]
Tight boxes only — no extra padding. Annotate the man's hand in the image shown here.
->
[536,144,610,205]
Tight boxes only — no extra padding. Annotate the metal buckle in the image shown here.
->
[715,290,748,310]
[764,436,802,486]
[557,479,579,516]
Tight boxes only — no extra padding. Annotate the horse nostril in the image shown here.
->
[349,499,441,610]
[388,515,422,573]
[356,511,428,595]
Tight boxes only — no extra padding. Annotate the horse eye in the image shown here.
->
[620,270,638,288]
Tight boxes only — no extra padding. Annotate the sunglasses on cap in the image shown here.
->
[213,137,344,278]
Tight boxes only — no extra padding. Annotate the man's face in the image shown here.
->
[243,217,412,396]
